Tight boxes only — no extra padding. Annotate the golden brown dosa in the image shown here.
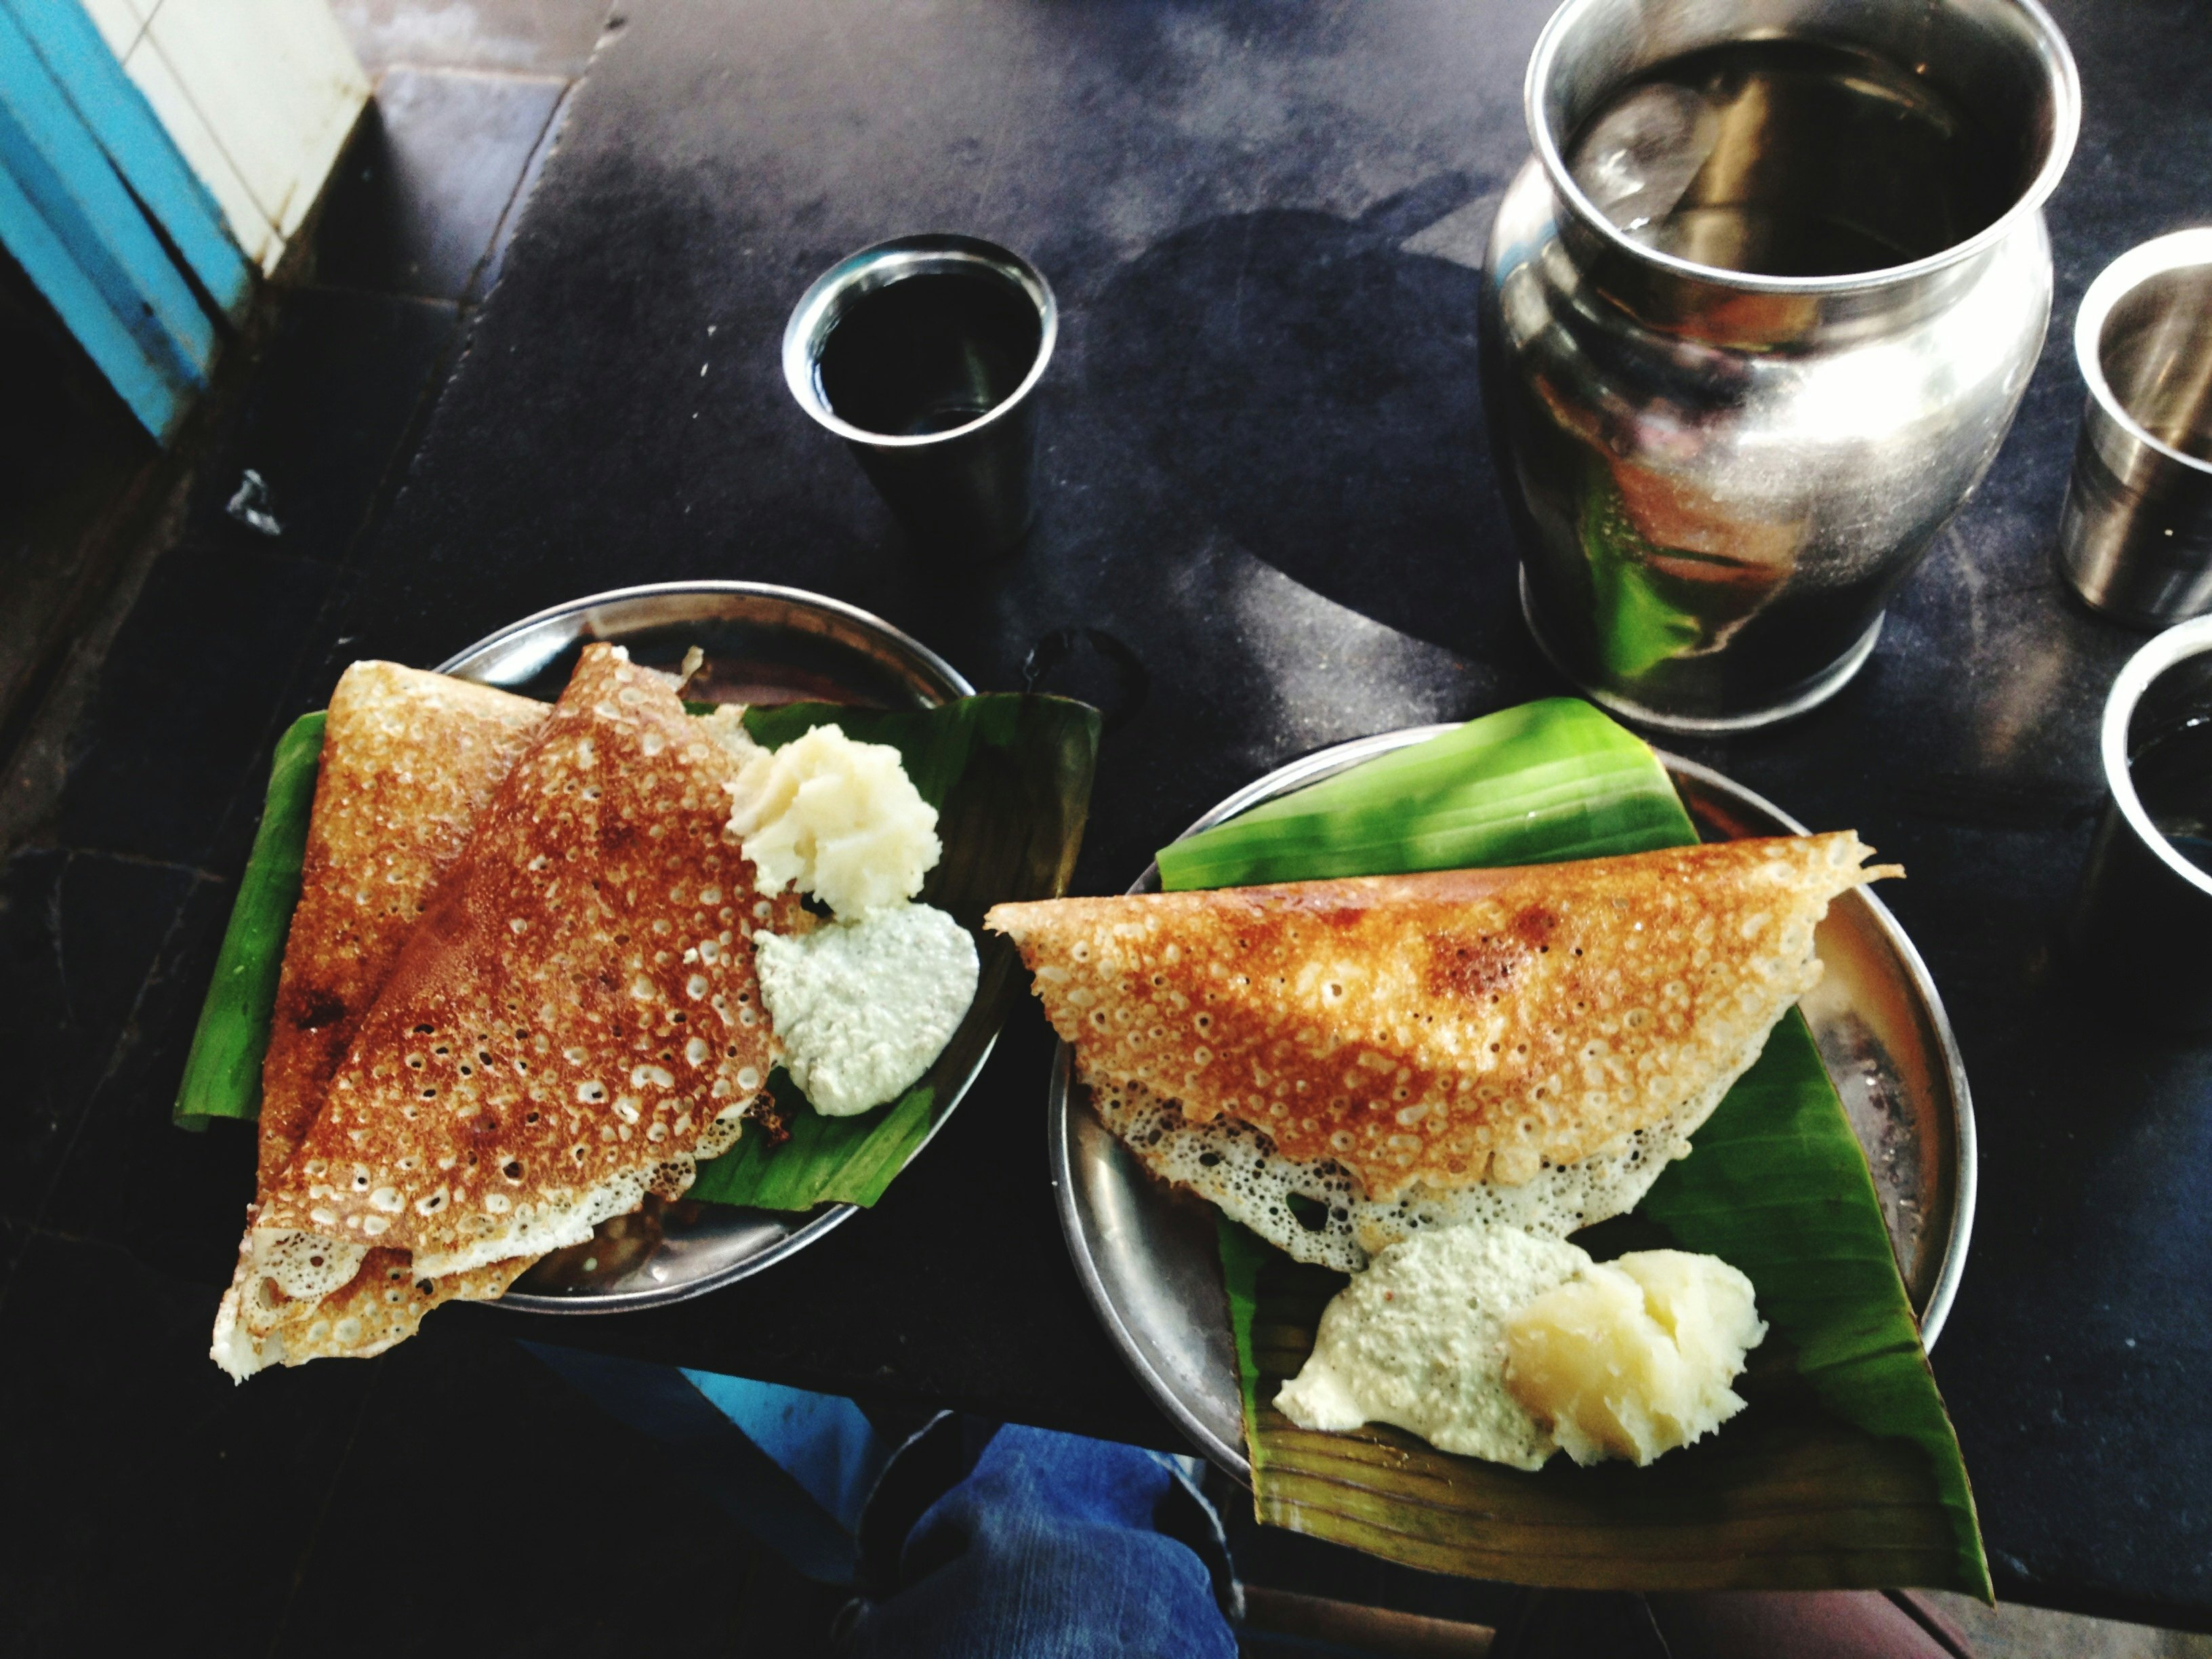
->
[253,644,802,1277]
[215,663,548,1378]
[260,662,548,1185]
[987,834,1894,1199]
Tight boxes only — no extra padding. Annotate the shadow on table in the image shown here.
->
[1082,173,1525,667]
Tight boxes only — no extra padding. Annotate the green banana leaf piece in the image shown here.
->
[1174,704,1988,1595]
[1157,697,1691,890]
[173,712,324,1128]
[689,1071,937,1211]
[173,691,1100,1216]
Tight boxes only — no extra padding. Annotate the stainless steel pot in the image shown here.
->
[1481,0,2080,733]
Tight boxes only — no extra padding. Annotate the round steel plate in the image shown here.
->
[434,581,981,1313]
[1048,727,1976,1476]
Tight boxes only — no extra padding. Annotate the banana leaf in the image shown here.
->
[173,691,1100,1214]
[1155,697,1688,890]
[1173,704,1988,1595]
[173,712,324,1128]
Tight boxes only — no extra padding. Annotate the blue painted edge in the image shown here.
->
[0,95,209,387]
[5,0,252,321]
[0,1,217,436]
[0,6,213,374]
[0,160,179,438]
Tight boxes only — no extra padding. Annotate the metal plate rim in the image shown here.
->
[426,581,985,1315]
[430,577,975,702]
[1049,724,1976,1475]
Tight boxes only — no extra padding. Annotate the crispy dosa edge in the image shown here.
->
[988,834,1898,1199]
[213,1245,532,1376]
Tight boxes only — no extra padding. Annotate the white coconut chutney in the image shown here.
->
[752,903,978,1116]
[1276,1223,1588,1468]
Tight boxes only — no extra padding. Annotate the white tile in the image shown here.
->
[260,0,372,242]
[141,0,369,241]
[78,0,148,59]
[122,33,283,272]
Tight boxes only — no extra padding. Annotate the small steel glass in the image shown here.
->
[2057,230,2212,627]
[2069,614,2212,1033]
[784,234,1057,560]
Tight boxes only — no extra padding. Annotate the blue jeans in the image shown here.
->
[530,1347,1239,1658]
[836,1420,1239,1658]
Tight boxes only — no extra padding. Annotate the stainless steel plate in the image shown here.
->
[1049,726,1976,1477]
[434,581,979,1313]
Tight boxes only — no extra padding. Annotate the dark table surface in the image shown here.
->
[31,0,2212,1632]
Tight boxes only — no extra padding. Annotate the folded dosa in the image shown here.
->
[215,663,548,1378]
[261,663,548,1185]
[253,644,802,1277]
[988,834,1894,1200]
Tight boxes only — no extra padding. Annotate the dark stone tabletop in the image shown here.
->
[16,0,2212,1633]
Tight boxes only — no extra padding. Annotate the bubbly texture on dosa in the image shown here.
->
[989,834,1894,1201]
[253,644,804,1279]
[218,664,548,1378]
[1082,1066,1738,1273]
[259,663,547,1187]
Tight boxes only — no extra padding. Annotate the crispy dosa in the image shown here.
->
[988,834,1894,1200]
[216,663,548,1378]
[253,644,804,1277]
[260,663,548,1185]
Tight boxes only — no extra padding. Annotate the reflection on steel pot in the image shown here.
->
[1481,0,2079,733]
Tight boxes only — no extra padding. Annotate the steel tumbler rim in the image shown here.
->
[1522,0,2081,298]
[2076,228,2212,480]
[2101,613,2212,901]
[782,233,1058,451]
